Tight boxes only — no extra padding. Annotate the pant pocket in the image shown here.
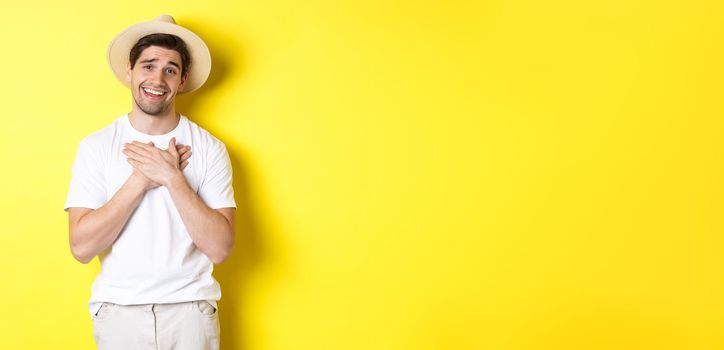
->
[92,302,112,321]
[196,300,217,316]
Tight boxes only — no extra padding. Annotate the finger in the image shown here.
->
[180,160,189,170]
[127,158,144,169]
[129,141,160,160]
[125,142,155,158]
[179,149,192,162]
[122,148,153,163]
[169,137,179,157]
[130,141,157,150]
[123,146,147,159]
[177,145,190,156]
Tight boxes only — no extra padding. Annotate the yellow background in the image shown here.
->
[1,0,723,349]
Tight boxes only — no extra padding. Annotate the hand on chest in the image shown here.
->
[106,135,202,197]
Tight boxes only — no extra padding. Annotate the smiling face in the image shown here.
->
[126,45,187,116]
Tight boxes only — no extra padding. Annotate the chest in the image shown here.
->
[103,134,203,198]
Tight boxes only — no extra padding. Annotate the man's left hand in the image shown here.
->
[123,137,185,187]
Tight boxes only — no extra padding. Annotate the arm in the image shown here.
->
[68,143,192,264]
[167,177,235,264]
[68,172,149,264]
[124,138,235,264]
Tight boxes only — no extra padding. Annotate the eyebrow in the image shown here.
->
[139,58,181,69]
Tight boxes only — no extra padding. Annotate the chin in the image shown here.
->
[134,99,169,116]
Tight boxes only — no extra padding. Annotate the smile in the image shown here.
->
[142,87,167,98]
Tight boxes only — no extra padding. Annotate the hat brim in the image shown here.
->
[107,20,211,94]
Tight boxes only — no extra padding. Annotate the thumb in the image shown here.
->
[169,137,178,156]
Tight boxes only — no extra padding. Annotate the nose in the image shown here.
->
[148,69,164,85]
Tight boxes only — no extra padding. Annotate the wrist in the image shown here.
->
[164,169,187,190]
[127,171,151,193]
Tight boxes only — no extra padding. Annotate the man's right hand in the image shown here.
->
[129,142,192,191]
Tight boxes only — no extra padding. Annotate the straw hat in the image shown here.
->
[107,15,211,94]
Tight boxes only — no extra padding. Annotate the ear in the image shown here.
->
[125,62,132,84]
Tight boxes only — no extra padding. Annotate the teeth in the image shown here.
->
[143,88,164,96]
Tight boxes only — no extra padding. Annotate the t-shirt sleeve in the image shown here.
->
[198,140,237,209]
[64,139,107,211]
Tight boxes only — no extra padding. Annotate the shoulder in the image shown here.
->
[185,117,229,152]
[77,116,124,151]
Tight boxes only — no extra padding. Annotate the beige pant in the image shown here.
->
[92,300,220,350]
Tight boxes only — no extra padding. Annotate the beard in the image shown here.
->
[133,94,170,116]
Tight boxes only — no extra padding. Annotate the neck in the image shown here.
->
[128,107,180,135]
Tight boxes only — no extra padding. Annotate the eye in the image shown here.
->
[143,65,152,70]
[166,68,177,75]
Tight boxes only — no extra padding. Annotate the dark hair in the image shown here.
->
[129,33,191,77]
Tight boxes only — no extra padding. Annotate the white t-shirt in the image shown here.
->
[64,114,236,317]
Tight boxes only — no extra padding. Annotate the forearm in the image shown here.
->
[70,175,147,263]
[166,172,234,264]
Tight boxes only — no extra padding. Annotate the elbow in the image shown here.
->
[70,245,94,264]
[209,241,233,264]
[209,226,234,264]
[68,209,98,264]
[69,232,94,264]
[209,250,230,264]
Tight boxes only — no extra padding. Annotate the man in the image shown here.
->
[64,15,235,350]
